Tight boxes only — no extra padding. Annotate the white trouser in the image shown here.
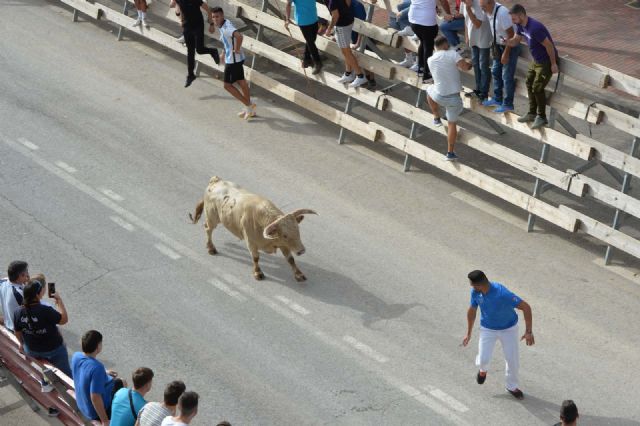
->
[475,323,519,391]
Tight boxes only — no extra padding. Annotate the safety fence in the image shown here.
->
[57,0,640,266]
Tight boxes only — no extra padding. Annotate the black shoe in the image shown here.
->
[476,371,487,384]
[185,75,196,88]
[211,49,220,65]
[302,58,312,68]
[312,61,323,75]
[507,388,524,399]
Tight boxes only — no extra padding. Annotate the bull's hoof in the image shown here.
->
[208,247,218,255]
[254,271,265,281]
[295,273,307,282]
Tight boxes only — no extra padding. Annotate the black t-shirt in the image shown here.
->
[326,0,354,27]
[175,0,204,28]
[13,304,63,353]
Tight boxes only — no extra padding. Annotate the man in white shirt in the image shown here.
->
[137,381,185,426]
[479,0,519,113]
[461,0,492,101]
[425,35,472,161]
[160,391,198,426]
[0,260,30,331]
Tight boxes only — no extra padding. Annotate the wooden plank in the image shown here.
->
[592,103,640,138]
[593,63,640,98]
[62,0,101,19]
[571,172,640,220]
[575,134,640,179]
[560,205,640,259]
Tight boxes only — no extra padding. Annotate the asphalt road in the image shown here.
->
[1,1,640,425]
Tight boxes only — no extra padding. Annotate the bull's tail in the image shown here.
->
[189,199,205,224]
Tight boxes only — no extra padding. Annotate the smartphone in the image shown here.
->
[48,282,56,298]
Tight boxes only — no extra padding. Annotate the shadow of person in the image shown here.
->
[492,393,640,426]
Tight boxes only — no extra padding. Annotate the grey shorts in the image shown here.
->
[427,86,463,122]
[334,25,353,49]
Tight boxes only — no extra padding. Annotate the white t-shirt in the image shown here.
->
[218,19,245,64]
[160,417,188,426]
[484,2,514,45]
[0,279,23,331]
[427,50,463,96]
[408,0,437,26]
[462,0,492,49]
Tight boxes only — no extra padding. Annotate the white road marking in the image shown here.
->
[274,295,311,315]
[3,137,470,425]
[592,258,640,285]
[210,279,247,302]
[55,161,77,173]
[342,335,389,363]
[100,188,124,201]
[109,215,135,232]
[18,138,39,150]
[423,386,470,413]
[450,191,526,231]
[154,243,182,260]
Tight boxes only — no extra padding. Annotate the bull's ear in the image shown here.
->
[266,227,279,238]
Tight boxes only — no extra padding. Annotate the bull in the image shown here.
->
[189,176,317,282]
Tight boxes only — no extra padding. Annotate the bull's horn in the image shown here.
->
[263,216,284,239]
[291,209,318,217]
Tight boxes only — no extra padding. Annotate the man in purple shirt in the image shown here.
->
[506,4,558,130]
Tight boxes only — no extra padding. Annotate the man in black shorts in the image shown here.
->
[174,0,219,87]
[211,7,256,119]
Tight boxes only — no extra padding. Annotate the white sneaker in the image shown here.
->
[41,381,54,393]
[398,54,415,68]
[132,18,142,27]
[349,75,368,88]
[409,62,420,72]
[142,18,149,28]
[337,73,356,84]
[397,26,414,37]
[176,35,185,44]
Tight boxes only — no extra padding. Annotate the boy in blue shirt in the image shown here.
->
[285,0,323,74]
[462,270,534,399]
[110,367,154,426]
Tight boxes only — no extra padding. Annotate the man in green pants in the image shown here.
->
[506,4,558,130]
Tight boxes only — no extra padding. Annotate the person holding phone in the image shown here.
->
[13,276,71,377]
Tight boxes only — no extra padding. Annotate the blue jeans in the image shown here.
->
[24,344,72,378]
[491,44,520,107]
[472,46,491,99]
[439,17,464,46]
[388,0,411,30]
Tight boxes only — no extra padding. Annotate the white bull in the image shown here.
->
[189,176,317,281]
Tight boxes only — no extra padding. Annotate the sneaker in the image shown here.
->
[397,26,415,37]
[41,381,54,393]
[422,73,433,84]
[185,75,196,88]
[176,35,185,44]
[464,90,479,98]
[337,73,356,84]
[132,18,142,27]
[211,49,220,65]
[476,371,487,384]
[517,113,536,123]
[47,408,60,417]
[507,388,524,400]
[494,105,514,113]
[482,98,501,107]
[433,118,443,127]
[142,18,149,28]
[409,63,420,72]
[349,75,368,88]
[312,61,323,75]
[398,54,416,68]
[302,58,312,69]
[445,152,459,161]
[530,115,548,130]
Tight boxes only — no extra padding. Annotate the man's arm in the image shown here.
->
[500,26,515,64]
[284,0,292,28]
[14,330,24,352]
[463,1,482,29]
[233,31,243,52]
[462,306,477,346]
[516,300,534,345]
[438,0,452,16]
[505,33,522,47]
[542,37,558,73]
[327,9,339,35]
[90,393,109,425]
[200,2,213,22]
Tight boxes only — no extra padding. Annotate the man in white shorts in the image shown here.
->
[425,35,472,160]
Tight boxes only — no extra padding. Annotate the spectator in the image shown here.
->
[554,400,579,426]
[350,0,376,89]
[110,367,154,426]
[409,0,452,81]
[72,330,126,424]
[425,35,471,160]
[324,0,368,88]
[13,277,72,377]
[160,391,199,426]
[461,0,491,101]
[480,0,519,113]
[210,7,257,120]
[390,0,417,68]
[461,270,534,400]
[439,0,465,53]
[285,0,323,74]
[174,0,220,88]
[131,0,149,28]
[136,381,186,426]
[507,4,558,130]
[0,260,30,332]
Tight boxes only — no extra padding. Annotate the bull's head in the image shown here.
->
[263,209,317,256]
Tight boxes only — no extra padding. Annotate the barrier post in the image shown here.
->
[403,90,424,172]
[117,0,129,41]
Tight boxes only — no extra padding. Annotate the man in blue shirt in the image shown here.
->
[110,367,154,426]
[72,330,126,423]
[285,0,323,74]
[462,270,534,399]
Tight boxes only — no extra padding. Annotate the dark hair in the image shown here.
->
[22,280,43,306]
[8,261,28,282]
[211,6,223,14]
[468,270,489,285]
[509,4,526,15]
[132,367,154,389]
[560,400,578,423]
[179,391,199,416]
[164,380,186,405]
[217,422,232,426]
[81,330,103,353]
[434,35,449,49]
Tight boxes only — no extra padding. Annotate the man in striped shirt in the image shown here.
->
[137,381,186,426]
